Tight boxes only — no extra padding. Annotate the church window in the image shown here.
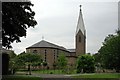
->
[57,50,59,58]
[45,57,46,62]
[33,50,37,53]
[79,35,81,42]
[45,50,47,62]
[54,50,55,62]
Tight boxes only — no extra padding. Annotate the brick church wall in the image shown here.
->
[26,48,71,69]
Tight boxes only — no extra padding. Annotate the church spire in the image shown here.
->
[76,5,86,36]
[75,5,86,56]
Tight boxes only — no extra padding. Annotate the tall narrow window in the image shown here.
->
[45,50,47,62]
[79,35,81,42]
[54,50,55,62]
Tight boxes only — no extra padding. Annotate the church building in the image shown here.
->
[26,5,86,69]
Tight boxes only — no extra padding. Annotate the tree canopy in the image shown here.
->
[98,30,120,72]
[57,53,67,69]
[77,54,95,73]
[2,2,37,48]
[16,53,42,66]
[8,51,17,74]
[15,53,42,75]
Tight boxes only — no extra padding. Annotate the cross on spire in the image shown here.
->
[80,5,82,11]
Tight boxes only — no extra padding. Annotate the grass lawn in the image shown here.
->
[17,69,65,74]
[2,75,42,80]
[32,69,63,74]
[73,73,120,78]
[32,69,76,74]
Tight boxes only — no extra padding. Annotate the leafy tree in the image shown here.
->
[57,53,67,72]
[8,51,17,74]
[43,61,47,67]
[2,2,37,48]
[77,54,95,73]
[53,62,57,73]
[32,61,42,70]
[42,61,47,73]
[9,51,17,59]
[93,53,103,72]
[93,53,101,64]
[98,30,120,72]
[15,53,42,75]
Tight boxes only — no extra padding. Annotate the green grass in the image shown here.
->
[2,75,42,80]
[32,69,64,74]
[32,69,76,74]
[16,69,68,75]
[73,73,120,78]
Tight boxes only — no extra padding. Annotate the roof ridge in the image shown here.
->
[27,40,67,51]
[42,40,65,48]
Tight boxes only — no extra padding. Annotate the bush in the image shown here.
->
[77,54,95,73]
[50,72,53,74]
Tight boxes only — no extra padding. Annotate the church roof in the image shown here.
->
[67,49,75,53]
[26,40,68,51]
[76,5,86,36]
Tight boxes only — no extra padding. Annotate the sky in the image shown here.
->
[11,0,119,54]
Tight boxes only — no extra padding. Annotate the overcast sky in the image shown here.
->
[11,0,119,54]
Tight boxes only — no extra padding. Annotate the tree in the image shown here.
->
[15,53,42,75]
[42,61,47,73]
[53,62,57,73]
[93,53,103,72]
[32,61,42,70]
[9,51,17,59]
[57,53,67,73]
[8,51,17,74]
[98,30,120,72]
[2,2,37,48]
[77,54,95,73]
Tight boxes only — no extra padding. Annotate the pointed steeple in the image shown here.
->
[76,5,86,36]
[75,5,86,56]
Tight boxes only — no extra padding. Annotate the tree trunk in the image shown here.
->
[28,64,31,75]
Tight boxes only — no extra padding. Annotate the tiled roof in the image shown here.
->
[27,40,68,51]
